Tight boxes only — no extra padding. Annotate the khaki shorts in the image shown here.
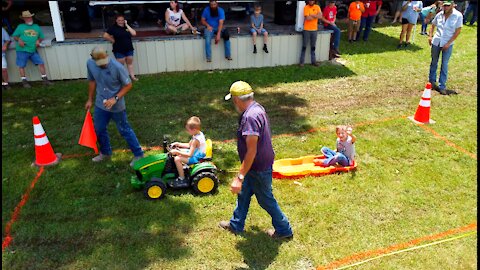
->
[348,19,361,32]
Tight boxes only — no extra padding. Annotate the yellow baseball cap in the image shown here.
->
[225,81,253,100]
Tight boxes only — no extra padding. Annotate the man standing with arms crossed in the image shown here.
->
[219,81,293,240]
[300,0,322,67]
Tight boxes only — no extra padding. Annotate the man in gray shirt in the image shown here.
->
[84,46,143,166]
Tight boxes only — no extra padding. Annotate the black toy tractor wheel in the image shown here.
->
[192,171,219,195]
[144,178,167,200]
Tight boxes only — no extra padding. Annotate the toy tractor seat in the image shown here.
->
[199,139,213,162]
[187,139,213,166]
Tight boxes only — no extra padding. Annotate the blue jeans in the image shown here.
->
[356,15,375,41]
[204,29,231,60]
[2,17,13,34]
[229,169,293,236]
[93,106,143,157]
[325,24,341,51]
[463,3,477,25]
[419,13,428,33]
[300,30,318,64]
[429,44,453,91]
[321,147,349,166]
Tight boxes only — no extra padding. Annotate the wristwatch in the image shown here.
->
[114,95,119,101]
[237,173,245,181]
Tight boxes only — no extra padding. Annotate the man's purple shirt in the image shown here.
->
[237,101,275,171]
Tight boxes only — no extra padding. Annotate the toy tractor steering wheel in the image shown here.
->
[166,144,173,158]
[166,143,179,158]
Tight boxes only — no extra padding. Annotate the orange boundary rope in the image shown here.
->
[418,125,477,160]
[317,222,477,270]
[2,167,45,251]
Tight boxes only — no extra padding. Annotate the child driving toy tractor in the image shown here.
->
[130,135,219,200]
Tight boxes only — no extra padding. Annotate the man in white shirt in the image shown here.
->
[428,0,463,94]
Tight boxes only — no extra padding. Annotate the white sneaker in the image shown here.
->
[92,153,111,162]
[130,155,144,167]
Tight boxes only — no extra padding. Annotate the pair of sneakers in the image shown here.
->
[298,62,319,67]
[21,77,53,88]
[218,221,293,240]
[253,44,269,54]
[91,153,143,167]
[431,83,459,95]
[396,42,411,49]
[169,177,190,188]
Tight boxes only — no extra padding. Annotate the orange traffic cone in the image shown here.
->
[408,83,436,124]
[32,116,61,166]
[78,111,98,154]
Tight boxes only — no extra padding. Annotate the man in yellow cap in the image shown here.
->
[11,10,53,88]
[219,81,293,240]
[84,46,144,167]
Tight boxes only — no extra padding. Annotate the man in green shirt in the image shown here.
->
[11,10,53,88]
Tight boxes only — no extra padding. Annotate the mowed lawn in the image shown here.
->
[2,23,477,270]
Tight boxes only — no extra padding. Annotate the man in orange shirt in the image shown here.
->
[300,0,322,67]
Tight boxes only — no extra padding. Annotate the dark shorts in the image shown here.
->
[113,50,134,59]
[401,18,410,25]
[16,51,44,67]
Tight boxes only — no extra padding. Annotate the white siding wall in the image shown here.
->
[5,32,331,83]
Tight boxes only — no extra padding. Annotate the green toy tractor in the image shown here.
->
[130,137,219,200]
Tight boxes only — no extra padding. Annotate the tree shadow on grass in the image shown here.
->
[235,226,286,270]
[2,160,198,269]
[1,62,356,156]
[126,63,355,145]
[128,89,313,146]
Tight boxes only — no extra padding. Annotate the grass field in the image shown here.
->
[2,23,477,270]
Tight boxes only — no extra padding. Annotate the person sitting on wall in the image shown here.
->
[201,0,232,62]
[164,0,200,35]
